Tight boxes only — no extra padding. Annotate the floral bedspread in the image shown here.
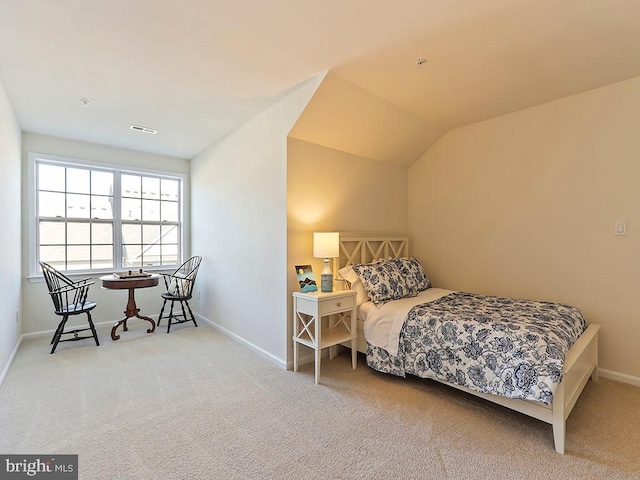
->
[366,292,587,405]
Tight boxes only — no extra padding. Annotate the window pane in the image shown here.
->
[91,245,113,269]
[122,174,141,198]
[91,195,113,219]
[142,199,160,221]
[92,223,113,245]
[67,168,90,194]
[122,224,142,245]
[161,178,179,201]
[67,246,90,270]
[91,171,113,196]
[162,244,178,265]
[67,193,90,219]
[142,245,161,266]
[142,224,160,244]
[39,164,65,192]
[161,225,178,244]
[39,191,65,217]
[122,198,141,221]
[142,177,160,200]
[160,201,179,222]
[40,246,65,269]
[122,244,142,267]
[39,221,65,245]
[35,158,182,274]
[67,222,90,245]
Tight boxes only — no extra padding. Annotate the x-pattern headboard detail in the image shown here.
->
[335,233,409,272]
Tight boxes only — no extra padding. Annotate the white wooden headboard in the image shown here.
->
[335,232,409,272]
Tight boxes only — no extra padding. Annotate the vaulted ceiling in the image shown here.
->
[1,0,640,162]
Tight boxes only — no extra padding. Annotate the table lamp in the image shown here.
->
[313,232,339,292]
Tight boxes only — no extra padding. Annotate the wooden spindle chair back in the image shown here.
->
[39,262,100,354]
[157,256,202,333]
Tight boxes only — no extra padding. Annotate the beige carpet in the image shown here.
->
[1,322,639,480]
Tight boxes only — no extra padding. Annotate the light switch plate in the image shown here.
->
[614,220,627,236]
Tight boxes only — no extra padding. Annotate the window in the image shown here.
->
[30,154,184,276]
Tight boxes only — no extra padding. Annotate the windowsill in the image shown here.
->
[27,266,178,283]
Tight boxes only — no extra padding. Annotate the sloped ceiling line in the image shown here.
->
[289,71,445,167]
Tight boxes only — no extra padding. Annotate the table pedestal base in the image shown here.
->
[111,287,156,341]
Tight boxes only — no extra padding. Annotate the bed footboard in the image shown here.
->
[552,323,600,454]
[356,323,599,454]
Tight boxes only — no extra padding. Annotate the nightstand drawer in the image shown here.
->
[294,296,318,316]
[318,295,355,316]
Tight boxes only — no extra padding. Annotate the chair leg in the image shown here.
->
[51,320,65,345]
[87,311,100,347]
[184,300,198,328]
[167,301,175,333]
[158,298,168,326]
[51,315,69,354]
[179,301,188,325]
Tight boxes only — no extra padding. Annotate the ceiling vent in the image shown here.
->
[129,124,158,135]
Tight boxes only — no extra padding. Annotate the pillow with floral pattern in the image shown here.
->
[352,259,416,307]
[388,257,431,292]
[337,265,370,306]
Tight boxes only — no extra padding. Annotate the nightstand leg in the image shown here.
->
[351,339,357,369]
[293,340,298,372]
[315,347,321,384]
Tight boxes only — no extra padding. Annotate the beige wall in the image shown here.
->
[0,79,22,383]
[409,76,640,382]
[190,74,324,365]
[289,71,443,166]
[21,132,190,335]
[287,138,409,365]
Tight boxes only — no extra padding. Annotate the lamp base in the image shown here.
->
[321,273,333,292]
[320,258,333,292]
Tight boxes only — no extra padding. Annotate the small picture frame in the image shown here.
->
[295,265,317,293]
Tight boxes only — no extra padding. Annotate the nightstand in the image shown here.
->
[292,290,357,384]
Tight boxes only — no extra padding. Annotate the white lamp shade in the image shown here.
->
[313,232,339,259]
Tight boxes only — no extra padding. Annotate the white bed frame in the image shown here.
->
[336,233,600,454]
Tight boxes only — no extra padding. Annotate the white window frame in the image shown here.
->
[28,152,187,279]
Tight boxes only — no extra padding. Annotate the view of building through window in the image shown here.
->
[36,160,182,272]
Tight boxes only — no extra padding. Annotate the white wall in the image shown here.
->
[21,133,189,335]
[287,138,409,365]
[0,80,22,384]
[409,76,640,382]
[190,74,325,365]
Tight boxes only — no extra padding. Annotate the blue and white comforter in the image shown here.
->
[367,292,587,405]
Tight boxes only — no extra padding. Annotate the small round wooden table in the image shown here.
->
[100,274,160,341]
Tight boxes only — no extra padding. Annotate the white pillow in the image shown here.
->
[168,273,191,297]
[337,265,370,306]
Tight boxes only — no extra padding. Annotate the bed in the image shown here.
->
[334,233,600,454]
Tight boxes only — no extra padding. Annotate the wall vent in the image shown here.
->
[129,124,158,135]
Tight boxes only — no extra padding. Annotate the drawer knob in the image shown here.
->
[337,302,341,307]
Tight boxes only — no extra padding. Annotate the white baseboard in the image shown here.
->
[194,314,346,371]
[287,352,316,371]
[8,317,640,391]
[599,368,640,387]
[0,337,23,390]
[195,313,287,369]
[20,319,122,340]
